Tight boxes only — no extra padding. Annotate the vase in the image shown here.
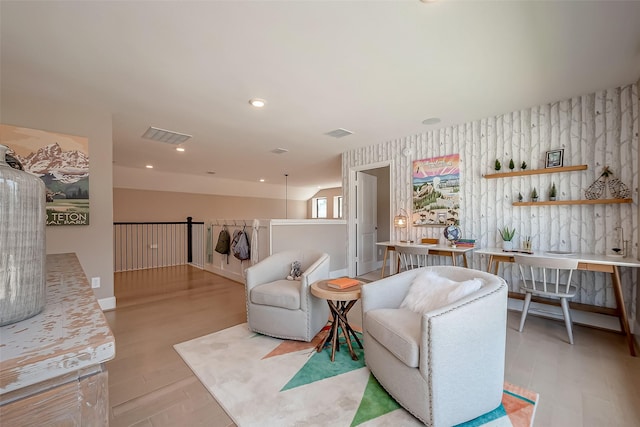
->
[502,240,513,251]
[0,144,47,326]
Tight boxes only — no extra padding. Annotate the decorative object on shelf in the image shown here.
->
[508,159,515,170]
[530,187,538,202]
[443,225,461,247]
[549,182,557,201]
[494,159,501,171]
[585,166,631,200]
[521,161,527,170]
[0,144,47,326]
[499,226,516,251]
[545,149,564,168]
[394,208,413,243]
[517,192,523,202]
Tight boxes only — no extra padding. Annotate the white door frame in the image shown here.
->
[347,160,393,278]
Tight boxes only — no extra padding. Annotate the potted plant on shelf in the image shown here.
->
[521,161,527,170]
[499,226,516,251]
[494,159,501,171]
[517,192,523,202]
[549,182,557,201]
[531,187,538,202]
[509,159,515,171]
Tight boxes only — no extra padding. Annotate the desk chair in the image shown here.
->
[396,245,429,271]
[514,255,579,344]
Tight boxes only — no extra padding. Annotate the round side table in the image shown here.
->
[310,279,363,361]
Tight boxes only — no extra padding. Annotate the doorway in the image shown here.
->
[351,165,390,277]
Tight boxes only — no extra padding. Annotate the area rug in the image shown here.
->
[174,323,537,427]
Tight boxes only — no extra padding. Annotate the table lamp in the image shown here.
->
[394,208,413,243]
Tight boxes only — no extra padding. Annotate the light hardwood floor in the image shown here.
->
[106,266,640,426]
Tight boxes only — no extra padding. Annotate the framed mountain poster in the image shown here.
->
[0,124,90,226]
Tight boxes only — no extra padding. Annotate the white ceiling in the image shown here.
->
[2,1,640,200]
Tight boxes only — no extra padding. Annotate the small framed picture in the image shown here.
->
[545,149,564,168]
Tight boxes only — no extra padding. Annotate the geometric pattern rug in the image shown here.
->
[174,323,538,427]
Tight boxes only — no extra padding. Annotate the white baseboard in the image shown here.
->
[507,298,623,332]
[99,296,116,311]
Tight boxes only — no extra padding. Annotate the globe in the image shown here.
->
[444,225,461,244]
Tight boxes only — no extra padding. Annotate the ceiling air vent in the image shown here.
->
[325,128,353,138]
[271,148,289,154]
[142,126,192,145]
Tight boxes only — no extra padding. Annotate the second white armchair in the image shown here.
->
[245,250,330,342]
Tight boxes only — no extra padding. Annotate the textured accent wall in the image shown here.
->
[343,84,638,317]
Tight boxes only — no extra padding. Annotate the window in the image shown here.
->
[333,196,343,218]
[312,197,327,218]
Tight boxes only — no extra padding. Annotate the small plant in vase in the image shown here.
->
[521,161,527,170]
[499,226,516,251]
[531,187,538,202]
[549,182,557,201]
[494,159,501,171]
[517,192,523,202]
[509,159,515,171]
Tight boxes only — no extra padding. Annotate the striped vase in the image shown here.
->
[0,144,47,326]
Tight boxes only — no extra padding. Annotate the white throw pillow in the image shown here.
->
[400,270,483,314]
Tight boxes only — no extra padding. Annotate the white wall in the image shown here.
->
[344,84,639,322]
[1,93,115,308]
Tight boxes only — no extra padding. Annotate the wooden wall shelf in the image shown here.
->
[513,198,632,206]
[483,164,588,179]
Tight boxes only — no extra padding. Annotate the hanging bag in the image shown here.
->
[215,226,231,255]
[231,227,251,261]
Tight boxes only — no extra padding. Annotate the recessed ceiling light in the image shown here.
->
[249,98,266,108]
[259,178,265,182]
[206,171,216,175]
[176,147,185,152]
[146,165,153,169]
[422,117,441,125]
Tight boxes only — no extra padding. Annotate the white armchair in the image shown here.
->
[361,266,508,426]
[245,250,330,342]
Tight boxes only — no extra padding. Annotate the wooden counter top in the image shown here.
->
[0,253,115,395]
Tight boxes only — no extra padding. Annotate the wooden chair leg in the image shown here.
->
[519,292,532,332]
[560,297,574,345]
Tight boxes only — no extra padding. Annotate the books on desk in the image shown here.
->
[326,278,360,289]
[455,239,476,248]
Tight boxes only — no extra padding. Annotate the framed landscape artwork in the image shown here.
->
[0,124,90,226]
[412,154,460,226]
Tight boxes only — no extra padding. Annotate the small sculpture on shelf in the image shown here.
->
[494,159,501,171]
[530,187,538,202]
[549,183,557,201]
[521,161,527,170]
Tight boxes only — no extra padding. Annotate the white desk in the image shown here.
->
[376,241,474,278]
[476,248,640,357]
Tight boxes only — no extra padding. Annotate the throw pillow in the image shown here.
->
[400,270,483,314]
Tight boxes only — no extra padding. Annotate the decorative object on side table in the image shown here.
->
[549,182,557,201]
[443,224,461,247]
[530,187,538,202]
[499,226,516,251]
[0,144,47,326]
